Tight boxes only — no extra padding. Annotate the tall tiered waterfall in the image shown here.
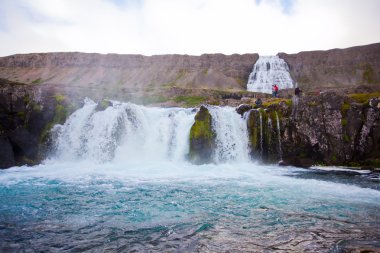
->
[247,55,294,93]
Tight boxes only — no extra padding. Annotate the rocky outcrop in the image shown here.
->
[279,43,380,91]
[279,92,380,168]
[0,79,73,168]
[188,106,215,164]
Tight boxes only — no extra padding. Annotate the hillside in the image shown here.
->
[0,43,379,102]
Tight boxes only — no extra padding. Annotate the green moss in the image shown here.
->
[40,104,68,142]
[331,155,337,162]
[188,106,215,163]
[341,118,347,126]
[140,96,168,105]
[202,68,209,75]
[97,99,111,111]
[17,111,25,119]
[348,92,380,104]
[348,161,360,167]
[262,98,291,107]
[54,94,66,103]
[31,78,42,84]
[341,102,350,117]
[308,101,318,106]
[174,96,206,107]
[32,103,42,112]
[189,111,214,140]
[343,134,351,142]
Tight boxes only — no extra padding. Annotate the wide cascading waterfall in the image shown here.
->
[208,106,250,163]
[52,99,251,164]
[247,55,294,93]
[53,99,197,163]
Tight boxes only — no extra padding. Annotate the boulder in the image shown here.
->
[236,104,252,116]
[188,105,215,164]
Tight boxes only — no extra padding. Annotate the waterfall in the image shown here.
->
[247,55,294,94]
[52,99,251,164]
[53,99,196,163]
[275,112,283,159]
[208,106,250,163]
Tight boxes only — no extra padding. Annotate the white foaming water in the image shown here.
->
[208,106,250,163]
[53,99,196,163]
[247,55,294,94]
[53,99,252,164]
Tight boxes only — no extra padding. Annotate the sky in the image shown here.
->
[0,0,379,56]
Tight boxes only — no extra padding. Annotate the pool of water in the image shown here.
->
[0,162,379,252]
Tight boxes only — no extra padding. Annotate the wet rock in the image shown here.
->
[236,104,252,116]
[279,156,314,168]
[8,128,39,164]
[332,240,380,253]
[95,99,112,112]
[188,105,215,164]
[0,135,15,168]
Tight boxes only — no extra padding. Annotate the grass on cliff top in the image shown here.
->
[174,95,206,107]
[348,92,380,104]
[262,98,292,107]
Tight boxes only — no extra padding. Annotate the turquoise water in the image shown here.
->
[0,162,379,252]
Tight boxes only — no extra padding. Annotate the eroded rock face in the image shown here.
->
[0,79,73,168]
[188,105,215,164]
[280,92,380,167]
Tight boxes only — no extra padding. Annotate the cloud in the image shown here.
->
[0,0,379,56]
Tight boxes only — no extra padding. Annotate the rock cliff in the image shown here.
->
[188,92,380,168]
[279,43,380,91]
[0,53,258,94]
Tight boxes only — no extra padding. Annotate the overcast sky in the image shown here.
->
[0,0,379,56]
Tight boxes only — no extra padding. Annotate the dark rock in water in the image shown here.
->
[280,156,314,168]
[188,105,215,164]
[8,128,39,164]
[95,99,112,112]
[0,135,15,168]
[236,104,252,116]
[331,240,380,253]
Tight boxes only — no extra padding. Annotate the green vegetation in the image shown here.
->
[133,95,168,105]
[341,118,347,126]
[188,106,215,163]
[307,101,318,106]
[340,102,350,117]
[348,92,380,104]
[343,134,351,142]
[174,95,206,107]
[54,94,66,103]
[189,109,214,141]
[262,98,292,107]
[31,78,43,84]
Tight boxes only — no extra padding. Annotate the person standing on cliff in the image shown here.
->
[295,87,301,97]
[272,84,279,97]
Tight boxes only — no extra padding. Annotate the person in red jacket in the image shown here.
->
[272,84,279,97]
